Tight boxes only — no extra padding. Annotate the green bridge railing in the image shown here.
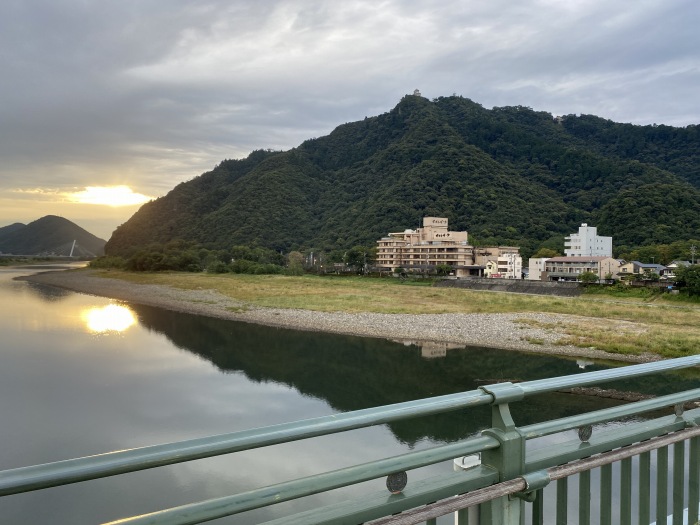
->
[2,355,699,524]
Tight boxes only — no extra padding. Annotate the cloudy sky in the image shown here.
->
[2,0,699,240]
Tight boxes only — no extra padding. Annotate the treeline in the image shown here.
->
[616,239,700,265]
[91,241,288,274]
[90,240,230,273]
[90,241,378,275]
[90,240,700,299]
[94,237,700,278]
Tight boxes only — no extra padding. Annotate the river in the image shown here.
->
[0,264,694,524]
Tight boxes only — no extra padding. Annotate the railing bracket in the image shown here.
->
[479,382,525,404]
[512,470,551,502]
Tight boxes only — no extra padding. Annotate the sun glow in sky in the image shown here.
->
[67,186,152,207]
[82,304,137,333]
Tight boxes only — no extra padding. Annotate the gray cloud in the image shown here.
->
[1,0,699,237]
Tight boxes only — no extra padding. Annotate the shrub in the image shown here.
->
[206,260,230,273]
[89,256,126,269]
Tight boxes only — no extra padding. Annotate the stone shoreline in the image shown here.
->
[21,268,660,364]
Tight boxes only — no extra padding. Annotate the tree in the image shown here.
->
[641,269,660,282]
[287,251,305,275]
[578,271,599,284]
[435,264,453,276]
[344,246,376,274]
[531,248,560,259]
[674,264,700,296]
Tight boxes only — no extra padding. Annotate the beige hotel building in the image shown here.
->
[376,217,522,278]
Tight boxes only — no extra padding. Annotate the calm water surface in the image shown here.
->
[0,265,695,524]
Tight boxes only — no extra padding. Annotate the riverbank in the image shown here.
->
[21,268,663,364]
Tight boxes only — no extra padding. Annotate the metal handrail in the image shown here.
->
[521,387,700,438]
[108,405,700,525]
[104,436,501,525]
[517,354,700,395]
[1,355,699,525]
[0,389,494,496]
[1,356,697,497]
[367,425,700,525]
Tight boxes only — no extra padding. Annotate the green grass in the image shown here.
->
[524,337,546,345]
[225,306,249,313]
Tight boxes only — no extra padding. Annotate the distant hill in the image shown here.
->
[105,95,700,258]
[0,216,106,256]
[0,223,25,239]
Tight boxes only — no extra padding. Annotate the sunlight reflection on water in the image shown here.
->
[81,304,136,333]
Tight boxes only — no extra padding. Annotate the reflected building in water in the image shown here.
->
[392,338,465,358]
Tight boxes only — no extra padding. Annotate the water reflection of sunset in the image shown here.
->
[82,304,136,333]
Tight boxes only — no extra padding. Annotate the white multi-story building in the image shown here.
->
[484,252,522,279]
[564,223,612,257]
[527,258,550,281]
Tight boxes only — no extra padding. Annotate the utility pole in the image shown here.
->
[691,245,697,265]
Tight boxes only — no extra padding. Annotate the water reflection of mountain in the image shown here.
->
[131,304,700,445]
[22,280,73,302]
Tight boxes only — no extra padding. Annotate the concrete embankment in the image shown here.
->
[435,278,582,297]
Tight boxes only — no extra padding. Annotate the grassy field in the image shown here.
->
[93,271,700,358]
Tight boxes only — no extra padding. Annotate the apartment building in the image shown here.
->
[476,247,523,279]
[527,223,616,281]
[541,256,620,282]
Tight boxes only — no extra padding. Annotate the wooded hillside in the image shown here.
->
[105,95,700,258]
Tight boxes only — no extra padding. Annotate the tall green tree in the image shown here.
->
[344,246,376,273]
[286,251,305,275]
[674,264,700,296]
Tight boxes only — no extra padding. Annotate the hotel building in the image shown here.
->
[376,217,522,278]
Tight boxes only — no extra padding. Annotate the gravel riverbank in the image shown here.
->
[21,269,659,364]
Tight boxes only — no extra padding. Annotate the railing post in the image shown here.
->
[478,383,525,525]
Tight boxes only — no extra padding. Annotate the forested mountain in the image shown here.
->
[0,215,106,256]
[105,95,700,259]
